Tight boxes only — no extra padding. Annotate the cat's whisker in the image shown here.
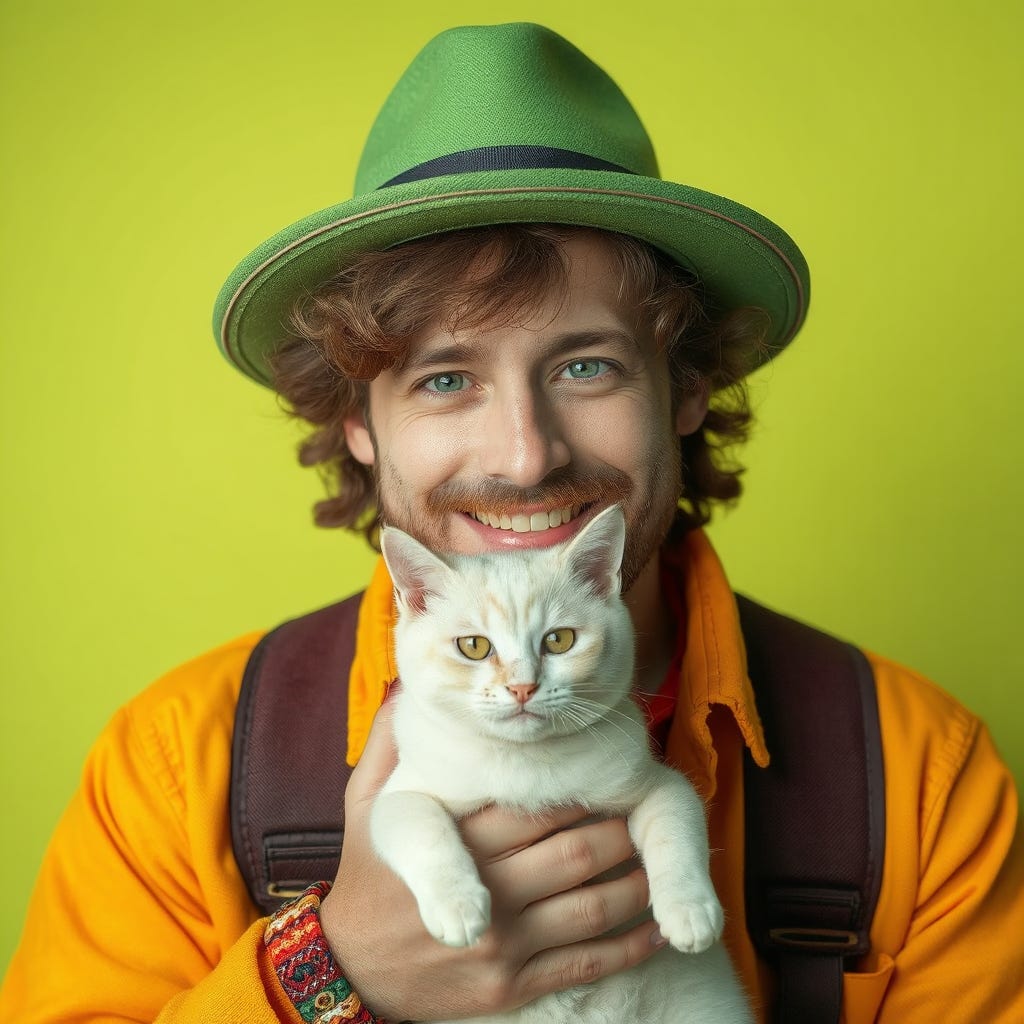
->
[567,697,644,753]
[565,700,643,733]
[567,696,646,729]
[568,694,636,721]
[555,704,633,772]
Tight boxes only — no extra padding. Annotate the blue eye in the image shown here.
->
[563,359,607,379]
[425,372,467,393]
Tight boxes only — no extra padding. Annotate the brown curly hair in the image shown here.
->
[271,224,770,548]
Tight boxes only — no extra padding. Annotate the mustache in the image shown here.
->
[423,466,632,516]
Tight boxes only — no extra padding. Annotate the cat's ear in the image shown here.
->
[380,527,454,616]
[562,504,626,599]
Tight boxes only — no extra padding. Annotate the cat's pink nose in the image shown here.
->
[506,683,538,705]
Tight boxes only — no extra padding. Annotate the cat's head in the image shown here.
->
[380,505,635,743]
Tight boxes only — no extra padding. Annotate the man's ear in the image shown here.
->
[343,410,375,466]
[675,383,710,437]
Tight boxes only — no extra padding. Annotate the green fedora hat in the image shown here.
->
[213,22,810,388]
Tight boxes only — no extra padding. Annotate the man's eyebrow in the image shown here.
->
[396,327,639,376]
[546,328,639,356]
[394,341,478,376]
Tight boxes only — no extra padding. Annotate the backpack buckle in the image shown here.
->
[266,881,312,899]
[768,927,861,952]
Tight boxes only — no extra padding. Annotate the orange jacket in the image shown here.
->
[3,531,1022,1022]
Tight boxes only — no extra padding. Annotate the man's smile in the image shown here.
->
[469,503,585,534]
[459,502,598,549]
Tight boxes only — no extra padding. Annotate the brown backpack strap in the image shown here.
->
[230,592,364,916]
[738,595,886,1024]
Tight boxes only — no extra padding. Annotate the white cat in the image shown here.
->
[372,505,754,1023]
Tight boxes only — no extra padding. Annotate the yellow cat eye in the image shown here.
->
[543,628,576,654]
[456,635,492,661]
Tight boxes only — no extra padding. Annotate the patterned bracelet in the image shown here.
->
[264,881,385,1023]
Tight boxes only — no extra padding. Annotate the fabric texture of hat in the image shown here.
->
[213,22,810,388]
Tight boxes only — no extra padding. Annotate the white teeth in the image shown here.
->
[473,504,585,533]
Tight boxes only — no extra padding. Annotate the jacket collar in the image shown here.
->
[662,530,769,798]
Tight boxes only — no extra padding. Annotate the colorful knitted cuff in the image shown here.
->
[264,881,385,1024]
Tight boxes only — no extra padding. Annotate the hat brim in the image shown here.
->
[213,168,809,387]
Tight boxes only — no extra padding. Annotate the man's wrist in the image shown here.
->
[264,881,387,1024]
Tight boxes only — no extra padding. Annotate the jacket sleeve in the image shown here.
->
[864,662,1024,1023]
[0,651,303,1023]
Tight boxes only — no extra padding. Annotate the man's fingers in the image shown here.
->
[514,919,667,1004]
[481,817,637,909]
[462,803,593,860]
[346,696,399,806]
[516,868,651,951]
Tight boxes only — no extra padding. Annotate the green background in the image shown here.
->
[2,0,1021,972]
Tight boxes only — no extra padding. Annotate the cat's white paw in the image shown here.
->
[417,881,492,947]
[654,895,725,954]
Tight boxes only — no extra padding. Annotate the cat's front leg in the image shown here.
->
[371,788,491,947]
[628,767,724,954]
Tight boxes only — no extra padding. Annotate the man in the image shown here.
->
[2,22,1021,1024]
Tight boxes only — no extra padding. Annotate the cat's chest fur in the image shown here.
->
[388,693,655,816]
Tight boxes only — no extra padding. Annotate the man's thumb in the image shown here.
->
[346,693,399,805]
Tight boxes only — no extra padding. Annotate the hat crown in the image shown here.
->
[355,23,659,194]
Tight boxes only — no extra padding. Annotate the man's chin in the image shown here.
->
[618,505,683,594]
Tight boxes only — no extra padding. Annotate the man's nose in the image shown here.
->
[480,391,571,486]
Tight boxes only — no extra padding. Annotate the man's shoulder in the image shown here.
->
[866,649,980,740]
[119,593,371,750]
[122,628,269,743]
[865,649,990,805]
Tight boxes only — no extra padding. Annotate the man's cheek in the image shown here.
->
[380,446,432,491]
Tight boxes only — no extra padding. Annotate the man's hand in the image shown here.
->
[320,698,666,1022]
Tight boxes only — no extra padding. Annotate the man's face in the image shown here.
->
[343,233,707,592]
